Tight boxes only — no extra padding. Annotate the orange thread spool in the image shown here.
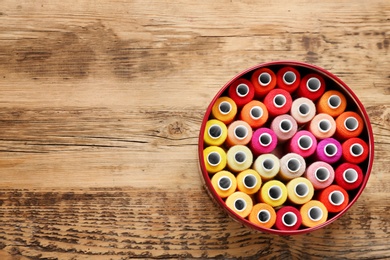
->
[335,111,364,140]
[211,96,238,124]
[316,90,347,117]
[249,203,277,229]
[251,68,277,98]
[240,100,269,128]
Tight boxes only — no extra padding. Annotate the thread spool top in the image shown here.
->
[315,167,330,182]
[308,206,323,221]
[218,176,232,191]
[236,83,250,97]
[259,133,272,147]
[219,101,232,115]
[283,71,297,85]
[279,119,293,133]
[243,174,257,189]
[273,94,287,108]
[208,124,222,139]
[344,117,359,131]
[306,77,321,92]
[268,185,283,201]
[328,95,341,109]
[234,125,249,140]
[343,169,358,183]
[259,72,272,86]
[287,158,301,173]
[207,152,221,166]
[282,212,298,227]
[250,106,263,120]
[234,151,247,164]
[262,158,275,172]
[324,143,338,157]
[298,103,311,117]
[234,198,247,212]
[294,182,309,198]
[298,135,313,151]
[329,190,345,206]
[318,119,331,133]
[257,210,271,223]
[350,143,364,157]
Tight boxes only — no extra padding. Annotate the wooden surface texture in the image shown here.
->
[0,0,389,259]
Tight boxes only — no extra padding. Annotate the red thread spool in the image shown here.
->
[335,111,364,140]
[318,185,349,213]
[341,137,369,164]
[228,78,255,107]
[276,66,301,93]
[251,68,277,98]
[263,89,293,117]
[335,163,364,190]
[275,206,302,231]
[240,100,269,128]
[297,73,326,101]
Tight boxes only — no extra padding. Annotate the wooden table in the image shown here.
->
[0,0,389,259]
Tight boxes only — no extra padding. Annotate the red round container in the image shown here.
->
[198,61,374,235]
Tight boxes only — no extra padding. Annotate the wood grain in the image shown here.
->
[0,0,389,258]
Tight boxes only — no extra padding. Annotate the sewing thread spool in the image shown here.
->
[316,90,347,117]
[251,68,277,98]
[290,97,316,125]
[278,153,306,181]
[248,203,277,229]
[211,171,237,198]
[308,113,336,139]
[289,130,317,158]
[335,111,364,140]
[226,145,253,172]
[225,191,253,218]
[211,96,238,124]
[203,146,227,174]
[240,100,269,128]
[286,177,314,205]
[315,138,342,164]
[253,153,280,181]
[300,200,328,228]
[270,114,298,143]
[258,180,287,207]
[250,128,278,156]
[334,163,364,190]
[304,161,335,190]
[228,78,255,107]
[263,89,293,117]
[275,206,302,231]
[236,169,262,195]
[276,66,301,93]
[318,185,349,213]
[203,119,228,146]
[341,137,369,164]
[225,120,253,147]
[297,73,326,101]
